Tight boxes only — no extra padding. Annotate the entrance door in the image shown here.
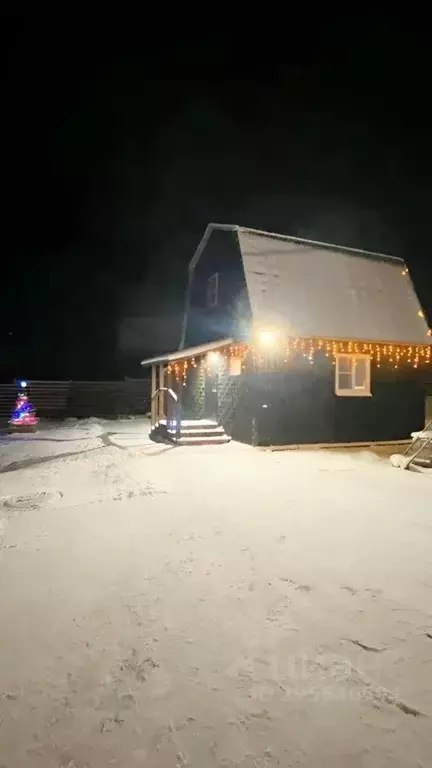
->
[204,354,219,421]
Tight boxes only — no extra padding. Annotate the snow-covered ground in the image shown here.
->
[0,419,431,767]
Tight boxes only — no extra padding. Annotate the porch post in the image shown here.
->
[166,367,173,391]
[166,367,173,430]
[176,380,182,440]
[151,364,157,425]
[159,363,165,417]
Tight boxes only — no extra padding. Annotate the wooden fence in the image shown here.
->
[0,379,151,420]
[1,379,431,426]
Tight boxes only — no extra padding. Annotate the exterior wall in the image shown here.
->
[181,356,249,435]
[180,352,426,444]
[227,373,257,444]
[426,383,432,424]
[217,355,242,435]
[180,355,253,442]
[183,229,250,348]
[427,394,432,424]
[181,364,205,419]
[253,357,425,446]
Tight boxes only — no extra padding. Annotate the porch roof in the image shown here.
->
[141,338,234,367]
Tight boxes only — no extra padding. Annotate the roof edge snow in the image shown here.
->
[141,338,234,367]
[187,224,403,275]
[237,226,403,264]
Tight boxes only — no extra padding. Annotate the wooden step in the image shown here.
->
[158,418,219,431]
[151,418,230,446]
[168,426,226,439]
[176,434,231,446]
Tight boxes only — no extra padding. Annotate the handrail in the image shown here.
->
[151,387,180,436]
[151,387,178,402]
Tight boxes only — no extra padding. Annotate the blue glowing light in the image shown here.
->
[19,380,28,388]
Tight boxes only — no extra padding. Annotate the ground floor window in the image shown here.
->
[335,353,371,396]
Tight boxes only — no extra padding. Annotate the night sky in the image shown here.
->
[3,11,431,381]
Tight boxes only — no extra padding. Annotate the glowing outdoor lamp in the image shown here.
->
[257,328,279,346]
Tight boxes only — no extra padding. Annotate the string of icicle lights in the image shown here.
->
[166,338,432,382]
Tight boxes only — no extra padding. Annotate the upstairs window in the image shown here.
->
[335,354,371,397]
[206,272,219,309]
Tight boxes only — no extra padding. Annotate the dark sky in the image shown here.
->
[2,11,431,380]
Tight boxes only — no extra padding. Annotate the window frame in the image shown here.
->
[335,353,371,397]
[206,272,219,309]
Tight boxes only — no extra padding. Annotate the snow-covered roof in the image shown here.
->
[237,227,430,344]
[141,338,233,367]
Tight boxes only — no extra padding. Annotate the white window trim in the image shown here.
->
[335,353,372,397]
[206,272,219,309]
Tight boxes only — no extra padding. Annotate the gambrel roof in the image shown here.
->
[182,224,430,346]
[237,227,429,344]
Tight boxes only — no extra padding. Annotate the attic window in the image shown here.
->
[335,354,371,397]
[207,273,219,309]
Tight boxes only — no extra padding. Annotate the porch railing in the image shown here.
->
[151,387,181,439]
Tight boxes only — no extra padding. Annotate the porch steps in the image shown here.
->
[152,418,231,446]
[176,433,230,446]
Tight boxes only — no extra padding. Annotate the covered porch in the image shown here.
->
[141,339,234,445]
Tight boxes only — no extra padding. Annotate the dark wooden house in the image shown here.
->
[141,224,431,446]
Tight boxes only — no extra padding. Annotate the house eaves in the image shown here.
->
[141,338,234,367]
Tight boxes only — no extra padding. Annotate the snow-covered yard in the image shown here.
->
[0,419,431,767]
